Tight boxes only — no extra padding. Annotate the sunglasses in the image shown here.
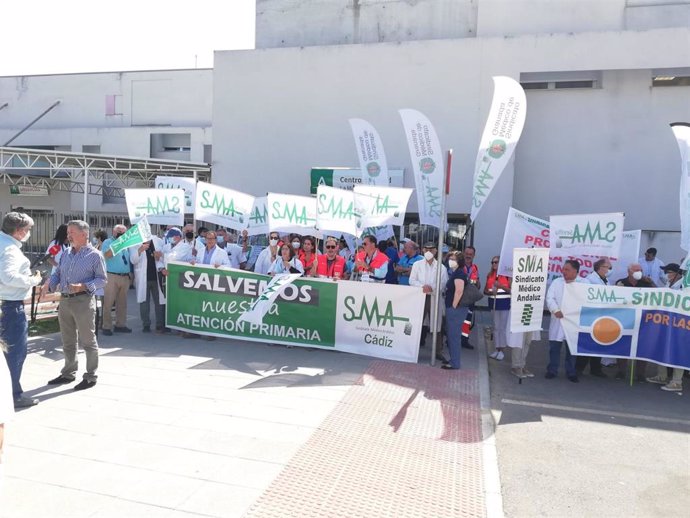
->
[325,245,336,249]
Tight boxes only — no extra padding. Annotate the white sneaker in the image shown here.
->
[661,382,682,392]
[489,350,505,361]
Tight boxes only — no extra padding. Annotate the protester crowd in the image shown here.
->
[0,211,686,432]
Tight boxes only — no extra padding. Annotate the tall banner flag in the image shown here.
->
[471,76,527,222]
[550,212,624,258]
[237,273,302,326]
[109,216,152,256]
[561,283,690,370]
[348,118,390,186]
[125,188,185,226]
[354,186,413,232]
[267,193,318,234]
[399,109,444,227]
[166,262,425,363]
[247,196,269,236]
[194,181,255,232]
[316,185,358,236]
[671,123,690,251]
[155,176,196,214]
[510,248,549,333]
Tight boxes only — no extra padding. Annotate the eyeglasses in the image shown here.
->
[491,261,498,264]
[325,245,336,249]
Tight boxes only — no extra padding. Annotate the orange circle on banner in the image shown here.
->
[591,317,622,346]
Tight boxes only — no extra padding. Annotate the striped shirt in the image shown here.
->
[49,244,107,295]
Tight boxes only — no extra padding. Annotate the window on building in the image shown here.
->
[150,133,191,160]
[105,95,123,116]
[520,71,602,91]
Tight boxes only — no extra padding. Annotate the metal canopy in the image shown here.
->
[0,146,211,197]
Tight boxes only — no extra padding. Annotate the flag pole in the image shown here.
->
[431,149,452,366]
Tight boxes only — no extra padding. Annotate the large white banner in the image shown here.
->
[349,118,390,186]
[267,193,318,234]
[399,109,444,227]
[125,188,185,226]
[471,77,527,222]
[155,176,196,214]
[510,248,549,333]
[550,212,625,258]
[194,181,255,231]
[498,208,550,277]
[316,185,358,237]
[498,207,638,282]
[672,123,690,251]
[246,196,269,237]
[354,185,413,232]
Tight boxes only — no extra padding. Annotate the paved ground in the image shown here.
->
[478,309,690,518]
[0,292,490,518]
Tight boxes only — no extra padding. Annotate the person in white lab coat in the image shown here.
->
[638,247,666,287]
[190,231,230,269]
[545,260,588,382]
[130,235,166,333]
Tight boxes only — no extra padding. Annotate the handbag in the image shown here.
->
[460,282,484,306]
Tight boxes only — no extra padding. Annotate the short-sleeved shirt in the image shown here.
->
[102,238,131,274]
[398,254,423,285]
[445,269,468,308]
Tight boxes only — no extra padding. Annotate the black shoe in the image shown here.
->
[568,376,579,383]
[544,372,556,379]
[114,326,132,333]
[142,326,151,333]
[102,329,113,336]
[74,379,96,391]
[591,371,607,378]
[48,375,76,385]
[441,364,459,370]
[461,343,475,350]
[14,395,39,408]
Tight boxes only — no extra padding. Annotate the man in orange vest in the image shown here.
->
[461,246,481,350]
[354,235,388,283]
[313,237,346,279]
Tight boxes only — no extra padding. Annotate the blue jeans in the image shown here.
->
[548,340,576,377]
[445,305,469,369]
[2,300,29,398]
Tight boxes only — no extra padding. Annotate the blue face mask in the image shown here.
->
[216,236,224,245]
[199,237,206,245]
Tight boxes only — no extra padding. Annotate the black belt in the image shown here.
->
[61,291,91,299]
[107,272,129,276]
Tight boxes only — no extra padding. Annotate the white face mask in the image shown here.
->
[216,236,224,245]
[292,241,301,249]
[632,271,643,281]
[603,267,612,277]
[448,259,458,270]
[20,230,31,242]
[424,251,434,261]
[269,239,278,247]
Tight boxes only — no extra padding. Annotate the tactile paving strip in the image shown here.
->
[243,360,485,518]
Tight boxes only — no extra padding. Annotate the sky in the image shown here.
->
[0,0,255,76]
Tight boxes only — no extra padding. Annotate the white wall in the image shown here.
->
[213,27,690,269]
[256,0,477,48]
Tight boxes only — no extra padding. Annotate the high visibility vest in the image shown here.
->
[315,254,345,278]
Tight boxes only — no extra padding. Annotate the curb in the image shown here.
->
[475,309,505,518]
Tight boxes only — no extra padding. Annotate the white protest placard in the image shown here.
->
[399,109,444,227]
[353,185,413,233]
[246,196,269,236]
[510,248,550,333]
[194,181,255,231]
[349,118,390,186]
[550,212,624,258]
[471,77,527,222]
[125,188,185,226]
[268,193,318,235]
[498,208,550,277]
[316,185,358,237]
[155,176,196,214]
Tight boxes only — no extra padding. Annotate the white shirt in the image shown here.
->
[0,231,41,301]
[409,259,449,293]
[226,243,247,269]
[255,246,278,275]
[638,256,666,287]
[547,276,589,341]
[586,271,608,286]
[270,256,304,275]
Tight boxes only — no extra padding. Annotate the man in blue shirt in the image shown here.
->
[0,212,43,408]
[44,220,107,391]
[395,240,423,286]
[100,224,132,336]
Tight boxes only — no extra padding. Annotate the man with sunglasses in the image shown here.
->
[313,237,346,279]
[101,224,132,336]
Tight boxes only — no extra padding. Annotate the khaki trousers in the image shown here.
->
[656,364,684,384]
[58,295,99,382]
[102,273,130,330]
[510,334,531,369]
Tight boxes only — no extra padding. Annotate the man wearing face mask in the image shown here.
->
[100,224,133,336]
[646,263,686,392]
[410,243,448,355]
[0,212,43,408]
[615,263,654,380]
[255,232,282,275]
